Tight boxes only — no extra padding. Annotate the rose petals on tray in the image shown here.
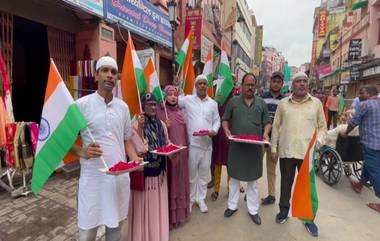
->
[150,145,187,156]
[109,161,140,172]
[193,130,210,136]
[232,135,264,142]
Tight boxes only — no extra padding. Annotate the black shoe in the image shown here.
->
[275,212,288,224]
[244,194,247,202]
[207,180,214,189]
[304,222,319,237]
[249,214,262,225]
[261,195,275,205]
[224,208,237,218]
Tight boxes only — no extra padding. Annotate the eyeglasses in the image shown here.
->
[243,84,255,88]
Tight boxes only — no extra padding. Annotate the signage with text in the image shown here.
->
[63,0,104,17]
[105,0,172,48]
[318,10,327,38]
[348,39,362,62]
[185,9,203,50]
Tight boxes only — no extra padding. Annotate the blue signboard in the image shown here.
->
[105,0,172,48]
[63,0,104,17]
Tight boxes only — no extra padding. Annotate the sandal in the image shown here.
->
[240,187,245,193]
[367,203,380,213]
[211,192,219,201]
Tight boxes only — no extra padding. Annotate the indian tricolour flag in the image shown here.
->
[216,44,234,105]
[31,59,87,194]
[176,31,191,70]
[120,32,146,117]
[202,47,214,97]
[291,131,319,223]
[144,57,164,102]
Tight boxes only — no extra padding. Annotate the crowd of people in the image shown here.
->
[70,56,379,241]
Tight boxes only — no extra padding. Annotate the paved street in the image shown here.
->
[0,162,379,241]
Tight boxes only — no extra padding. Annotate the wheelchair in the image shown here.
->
[315,136,364,186]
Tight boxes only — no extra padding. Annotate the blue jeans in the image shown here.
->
[361,145,380,198]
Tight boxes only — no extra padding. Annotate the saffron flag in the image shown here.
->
[202,47,214,97]
[144,57,164,102]
[120,32,146,117]
[291,131,319,222]
[0,53,14,122]
[31,59,87,193]
[180,33,195,95]
[215,44,234,105]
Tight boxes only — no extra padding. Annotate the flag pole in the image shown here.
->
[86,127,109,170]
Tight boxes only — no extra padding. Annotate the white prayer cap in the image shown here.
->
[96,56,118,71]
[292,72,309,82]
[195,74,208,83]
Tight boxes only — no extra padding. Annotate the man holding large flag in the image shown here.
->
[71,56,141,241]
[271,72,326,237]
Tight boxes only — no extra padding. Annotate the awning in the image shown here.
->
[352,0,368,11]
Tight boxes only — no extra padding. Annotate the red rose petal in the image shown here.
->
[109,161,140,172]
[233,135,264,142]
[156,144,179,153]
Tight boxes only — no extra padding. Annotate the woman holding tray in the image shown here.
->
[128,93,170,241]
[157,85,190,228]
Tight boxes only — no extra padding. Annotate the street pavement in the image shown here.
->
[0,161,379,241]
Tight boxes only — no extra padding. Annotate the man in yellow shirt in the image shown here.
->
[271,72,327,237]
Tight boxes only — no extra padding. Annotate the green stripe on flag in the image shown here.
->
[152,86,164,102]
[31,105,87,194]
[218,64,234,106]
[135,68,147,96]
[176,51,186,67]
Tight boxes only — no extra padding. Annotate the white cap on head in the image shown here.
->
[292,72,308,82]
[96,56,118,72]
[195,74,208,84]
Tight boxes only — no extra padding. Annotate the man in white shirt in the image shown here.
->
[177,74,220,213]
[70,56,141,241]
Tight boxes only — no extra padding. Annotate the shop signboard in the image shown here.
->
[63,0,104,17]
[318,10,327,37]
[185,9,203,50]
[201,35,213,63]
[136,48,155,68]
[348,39,362,61]
[105,0,172,48]
[350,65,360,81]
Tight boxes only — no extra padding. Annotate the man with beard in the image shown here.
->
[271,72,326,237]
[222,73,270,225]
[261,71,284,205]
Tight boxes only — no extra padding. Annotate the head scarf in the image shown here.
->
[141,93,166,177]
[163,85,186,125]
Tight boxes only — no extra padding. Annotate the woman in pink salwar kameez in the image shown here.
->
[128,93,170,241]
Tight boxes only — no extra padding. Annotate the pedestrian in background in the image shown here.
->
[261,71,284,205]
[326,87,339,129]
[343,85,380,214]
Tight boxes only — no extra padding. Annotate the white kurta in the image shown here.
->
[76,92,132,229]
[178,95,220,150]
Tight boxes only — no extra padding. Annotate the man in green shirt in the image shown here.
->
[222,73,270,225]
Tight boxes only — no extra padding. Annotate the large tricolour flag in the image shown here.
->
[202,47,214,97]
[215,44,234,105]
[291,131,319,222]
[144,57,164,102]
[120,32,146,117]
[31,59,87,194]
